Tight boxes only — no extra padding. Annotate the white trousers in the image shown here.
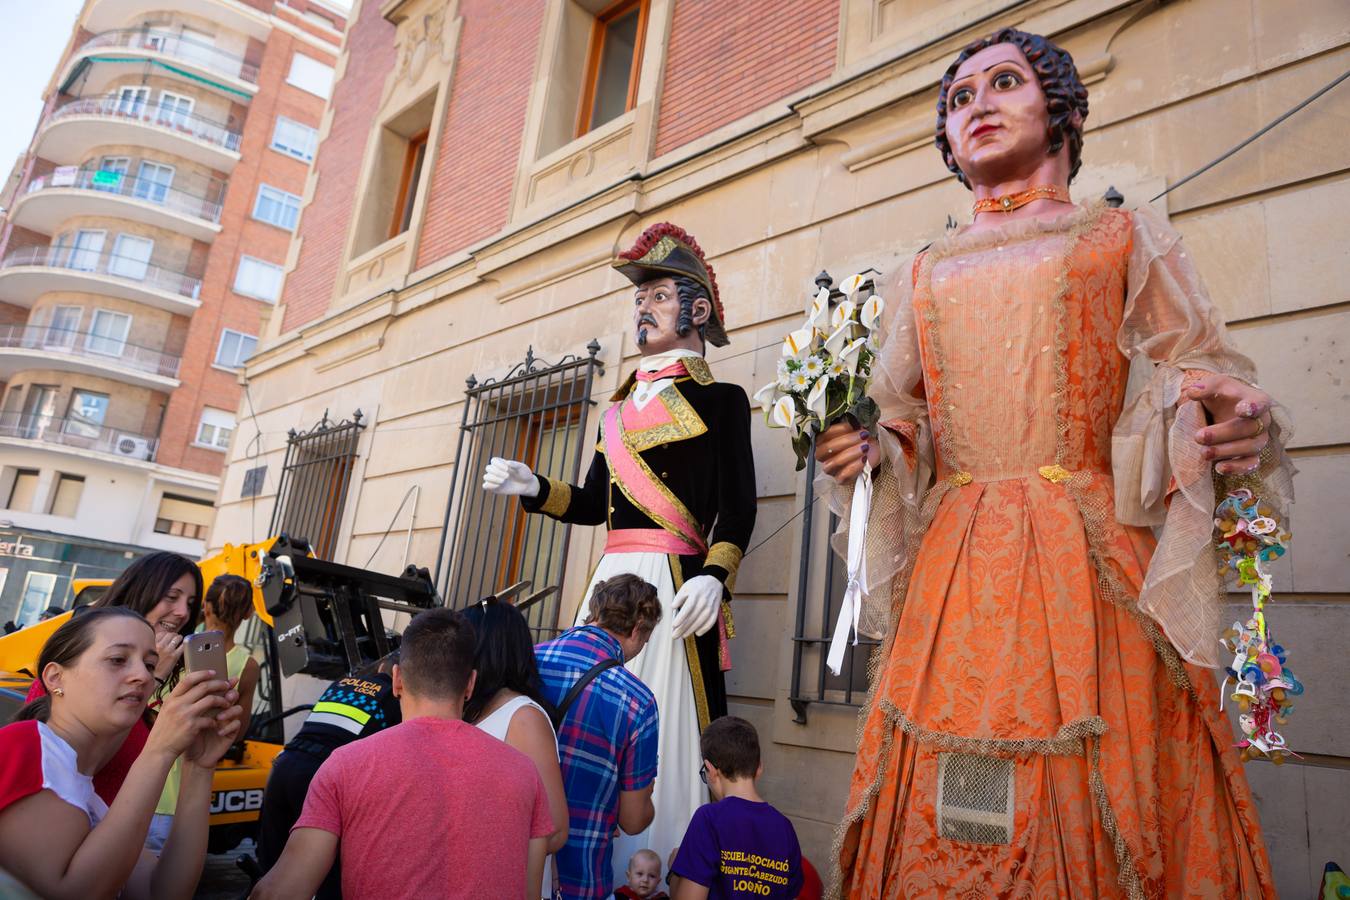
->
[572,551,708,888]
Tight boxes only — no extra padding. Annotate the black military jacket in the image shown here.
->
[521,359,757,719]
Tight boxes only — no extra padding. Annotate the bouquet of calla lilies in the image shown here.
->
[754,273,885,471]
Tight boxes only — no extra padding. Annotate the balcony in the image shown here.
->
[0,325,181,391]
[84,1,271,44]
[0,247,202,316]
[61,29,259,101]
[0,412,157,463]
[10,166,224,243]
[37,95,243,172]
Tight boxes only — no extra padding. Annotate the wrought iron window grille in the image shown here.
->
[435,341,604,643]
[269,410,365,561]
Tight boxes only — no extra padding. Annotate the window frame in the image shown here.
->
[85,308,131,357]
[575,0,650,138]
[388,129,429,240]
[252,183,302,231]
[286,52,335,100]
[5,468,40,510]
[233,255,285,303]
[63,389,111,439]
[17,571,59,626]
[195,406,237,451]
[47,473,85,517]
[214,328,258,370]
[270,116,319,162]
[109,233,154,280]
[156,90,195,128]
[44,305,83,348]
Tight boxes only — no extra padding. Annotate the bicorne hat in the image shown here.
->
[613,223,727,347]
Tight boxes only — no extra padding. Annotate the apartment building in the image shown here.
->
[212,0,1348,891]
[0,0,345,624]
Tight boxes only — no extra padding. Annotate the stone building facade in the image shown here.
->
[216,0,1349,891]
[0,0,344,622]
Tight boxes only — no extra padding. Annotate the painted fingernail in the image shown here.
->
[860,443,870,453]
[1202,448,1214,460]
[1195,430,1208,444]
[859,430,869,438]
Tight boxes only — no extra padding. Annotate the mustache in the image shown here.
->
[637,313,658,328]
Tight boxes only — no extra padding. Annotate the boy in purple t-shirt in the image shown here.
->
[671,717,803,900]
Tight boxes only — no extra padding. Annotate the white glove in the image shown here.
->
[670,575,723,640]
[482,457,539,497]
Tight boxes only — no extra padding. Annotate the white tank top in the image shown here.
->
[474,694,558,751]
[474,694,561,899]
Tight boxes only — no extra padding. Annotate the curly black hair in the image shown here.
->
[935,28,1089,189]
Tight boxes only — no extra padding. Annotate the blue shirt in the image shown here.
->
[536,625,659,900]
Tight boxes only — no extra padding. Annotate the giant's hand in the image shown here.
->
[1183,374,1273,475]
[670,575,722,640]
[482,457,540,497]
[814,420,880,485]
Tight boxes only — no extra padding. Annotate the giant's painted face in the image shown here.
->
[633,276,710,354]
[943,42,1053,188]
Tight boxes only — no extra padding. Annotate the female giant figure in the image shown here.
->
[816,28,1289,898]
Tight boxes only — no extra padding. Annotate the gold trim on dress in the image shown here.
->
[538,478,572,518]
[1038,464,1073,484]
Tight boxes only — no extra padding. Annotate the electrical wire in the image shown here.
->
[363,484,420,569]
[1151,68,1350,202]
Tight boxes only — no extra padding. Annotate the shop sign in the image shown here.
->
[0,538,35,558]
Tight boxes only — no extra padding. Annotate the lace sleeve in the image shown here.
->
[1113,206,1296,667]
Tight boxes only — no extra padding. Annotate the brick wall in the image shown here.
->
[413,0,547,269]
[280,0,395,332]
[156,28,337,474]
[653,0,839,157]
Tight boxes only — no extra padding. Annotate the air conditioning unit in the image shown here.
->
[113,434,151,459]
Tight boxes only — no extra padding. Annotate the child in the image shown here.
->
[614,848,669,899]
[145,574,260,852]
[671,717,803,899]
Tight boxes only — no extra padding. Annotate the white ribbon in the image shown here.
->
[827,459,871,676]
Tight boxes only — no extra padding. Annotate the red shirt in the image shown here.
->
[295,716,553,899]
[24,679,147,806]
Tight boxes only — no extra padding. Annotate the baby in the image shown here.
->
[613,849,668,899]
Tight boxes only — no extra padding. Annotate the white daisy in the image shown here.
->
[790,371,811,393]
[802,355,825,378]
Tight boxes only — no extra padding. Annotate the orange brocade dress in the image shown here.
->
[832,205,1280,898]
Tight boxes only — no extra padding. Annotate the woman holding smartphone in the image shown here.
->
[0,607,242,899]
[24,552,204,807]
[147,574,259,852]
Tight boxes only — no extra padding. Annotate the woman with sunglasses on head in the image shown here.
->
[463,598,569,895]
[0,607,242,900]
[24,551,204,806]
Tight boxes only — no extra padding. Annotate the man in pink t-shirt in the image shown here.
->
[249,608,553,899]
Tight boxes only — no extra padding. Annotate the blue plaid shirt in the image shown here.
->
[536,625,659,899]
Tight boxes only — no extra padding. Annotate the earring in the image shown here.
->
[52,688,64,697]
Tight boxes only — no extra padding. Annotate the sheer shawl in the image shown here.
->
[1115,205,1295,667]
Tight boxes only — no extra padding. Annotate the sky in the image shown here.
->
[0,0,85,185]
[0,0,352,186]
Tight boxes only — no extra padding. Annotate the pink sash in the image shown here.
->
[602,401,734,672]
[602,402,707,555]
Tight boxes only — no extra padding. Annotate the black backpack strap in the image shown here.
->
[551,657,622,730]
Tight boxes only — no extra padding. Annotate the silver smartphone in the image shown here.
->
[183,630,228,680]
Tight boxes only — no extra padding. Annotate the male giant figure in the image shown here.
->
[483,223,757,886]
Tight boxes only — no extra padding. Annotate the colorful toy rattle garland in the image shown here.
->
[1216,488,1301,764]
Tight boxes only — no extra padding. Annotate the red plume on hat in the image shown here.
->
[613,222,728,346]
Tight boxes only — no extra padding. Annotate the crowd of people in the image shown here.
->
[0,552,811,899]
